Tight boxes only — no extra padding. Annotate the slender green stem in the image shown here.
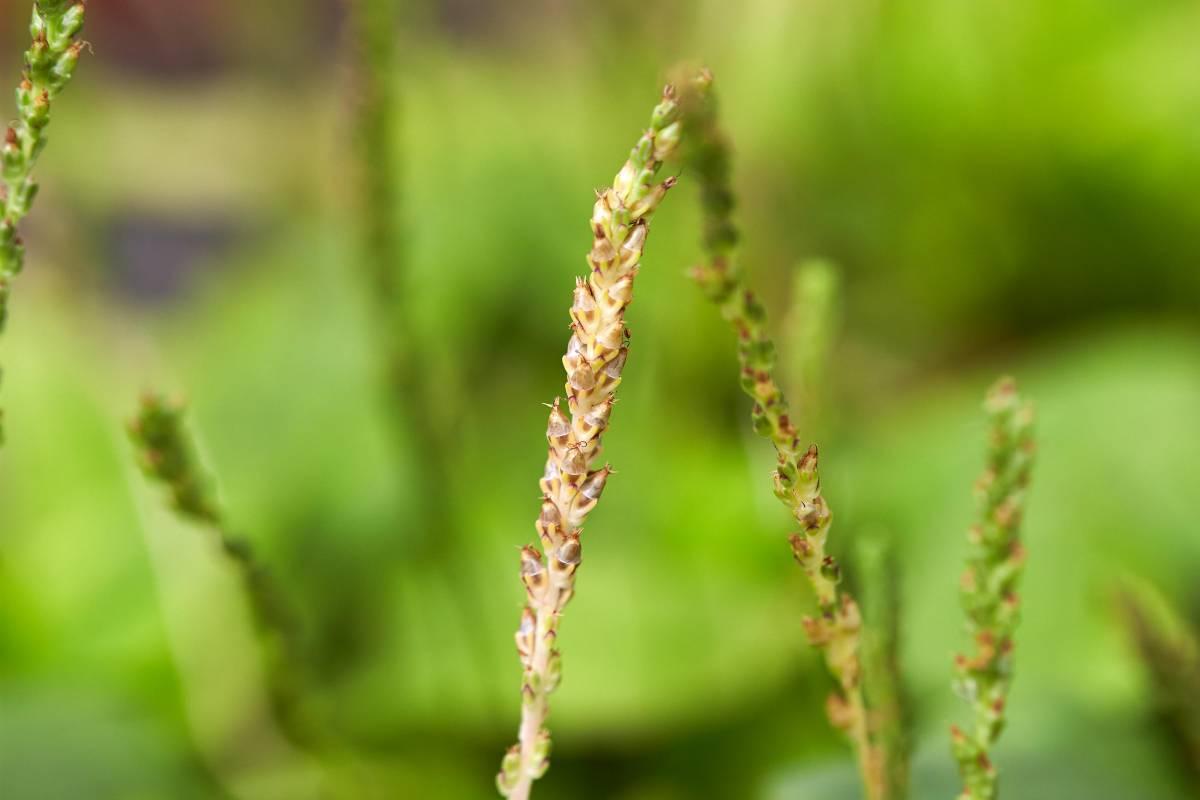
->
[785,259,840,436]
[858,537,911,800]
[676,69,881,798]
[349,0,500,714]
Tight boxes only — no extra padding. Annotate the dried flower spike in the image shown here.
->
[497,83,684,800]
[951,377,1035,800]
[0,0,87,443]
[676,70,881,798]
[128,392,317,749]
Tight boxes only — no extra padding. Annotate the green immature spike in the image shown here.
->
[951,377,1035,800]
[677,70,882,799]
[128,393,317,750]
[0,0,87,444]
[498,81,687,800]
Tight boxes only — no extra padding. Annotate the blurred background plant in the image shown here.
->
[0,0,1198,798]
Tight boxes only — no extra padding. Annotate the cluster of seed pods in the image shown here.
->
[498,84,683,799]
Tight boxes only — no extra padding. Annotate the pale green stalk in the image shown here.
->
[349,0,497,705]
[785,259,840,433]
[857,537,911,800]
[496,83,684,799]
[951,377,1035,800]
[677,70,882,798]
[0,0,86,443]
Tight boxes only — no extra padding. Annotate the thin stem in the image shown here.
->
[858,537,911,800]
[348,0,497,711]
[676,69,881,799]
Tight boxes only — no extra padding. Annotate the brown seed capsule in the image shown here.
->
[825,693,857,731]
[797,444,819,477]
[571,282,598,331]
[839,595,862,631]
[520,546,544,577]
[798,496,830,532]
[788,533,811,561]
[520,546,547,599]
[568,364,595,392]
[572,278,596,312]
[579,466,611,501]
[539,500,561,527]
[583,397,613,435]
[546,401,571,441]
[560,444,588,476]
[802,615,830,645]
[589,235,616,266]
[604,347,628,378]
[557,534,582,565]
[595,319,625,352]
[536,499,561,544]
[515,606,536,665]
[621,221,648,254]
[591,190,617,228]
[606,273,635,307]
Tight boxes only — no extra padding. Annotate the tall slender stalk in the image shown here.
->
[951,377,1035,800]
[350,0,448,532]
[0,0,87,443]
[857,537,911,800]
[351,0,401,310]
[348,0,498,708]
[677,71,882,798]
[127,393,317,750]
[496,84,684,799]
[785,259,840,435]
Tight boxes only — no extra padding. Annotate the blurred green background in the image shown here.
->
[1,0,1199,797]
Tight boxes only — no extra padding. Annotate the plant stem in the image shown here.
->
[0,0,87,443]
[951,377,1035,800]
[496,83,684,799]
[127,392,318,751]
[1118,581,1200,781]
[348,0,499,712]
[858,537,911,800]
[676,70,881,799]
[785,259,840,436]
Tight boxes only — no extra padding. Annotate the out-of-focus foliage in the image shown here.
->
[0,0,1197,798]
